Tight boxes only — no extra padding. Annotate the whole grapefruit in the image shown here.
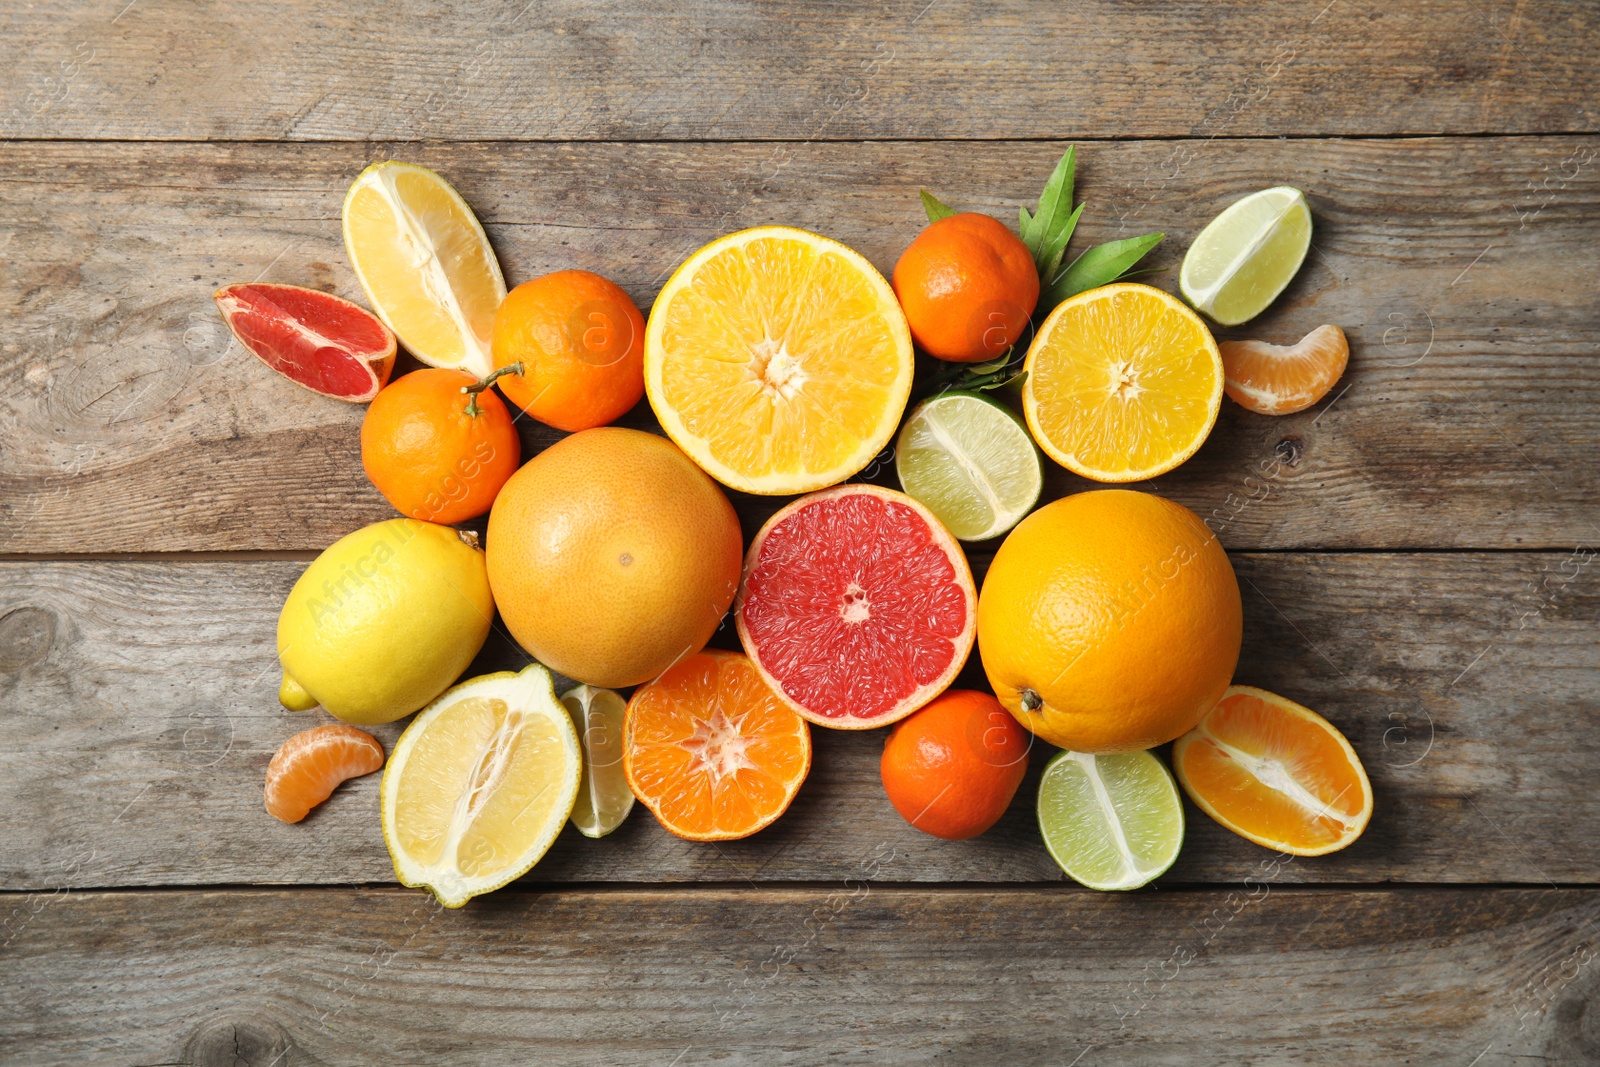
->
[977,490,1241,753]
[486,428,742,688]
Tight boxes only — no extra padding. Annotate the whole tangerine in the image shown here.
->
[880,689,1030,840]
[361,368,521,524]
[892,213,1040,363]
[491,269,646,432]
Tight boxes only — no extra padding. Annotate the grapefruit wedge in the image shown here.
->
[215,283,396,402]
[736,484,976,730]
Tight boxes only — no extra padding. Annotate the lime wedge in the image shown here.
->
[560,685,635,838]
[1037,749,1184,891]
[1179,186,1312,326]
[894,391,1043,541]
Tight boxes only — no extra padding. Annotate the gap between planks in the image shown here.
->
[2,130,1599,148]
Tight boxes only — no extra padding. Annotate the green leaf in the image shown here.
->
[1038,202,1084,282]
[1020,146,1078,276]
[920,190,957,224]
[963,354,1013,378]
[1042,232,1165,309]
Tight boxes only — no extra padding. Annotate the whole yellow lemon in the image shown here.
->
[277,519,493,724]
[977,490,1240,752]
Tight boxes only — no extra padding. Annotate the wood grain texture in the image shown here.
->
[3,0,1595,142]
[1,551,1593,889]
[3,886,1597,1064]
[3,136,1597,553]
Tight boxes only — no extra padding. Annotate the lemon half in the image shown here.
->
[381,665,581,908]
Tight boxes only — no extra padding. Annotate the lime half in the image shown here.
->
[560,685,635,838]
[895,391,1043,541]
[1038,749,1185,891]
[1179,186,1311,326]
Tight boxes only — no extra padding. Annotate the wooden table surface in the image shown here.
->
[2,2,1597,1064]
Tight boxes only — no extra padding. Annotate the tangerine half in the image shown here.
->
[623,650,811,841]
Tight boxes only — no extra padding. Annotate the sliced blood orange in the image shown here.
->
[264,724,385,824]
[1173,685,1372,855]
[736,484,976,730]
[623,650,811,841]
[1220,324,1349,416]
[215,283,396,402]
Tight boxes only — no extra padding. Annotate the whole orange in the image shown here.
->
[485,427,742,688]
[491,269,646,432]
[880,689,1030,840]
[360,368,521,524]
[977,490,1242,753]
[892,213,1040,363]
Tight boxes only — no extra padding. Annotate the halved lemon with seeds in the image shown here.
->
[1173,685,1373,856]
[1022,282,1222,483]
[381,665,580,907]
[343,161,506,378]
[644,226,914,495]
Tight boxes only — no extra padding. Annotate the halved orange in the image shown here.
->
[1220,324,1349,416]
[1022,282,1222,482]
[1173,685,1372,855]
[623,649,811,840]
[644,226,914,495]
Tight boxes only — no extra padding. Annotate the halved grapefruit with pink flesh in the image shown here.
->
[214,283,396,402]
[736,484,976,730]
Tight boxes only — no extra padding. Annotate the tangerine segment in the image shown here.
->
[264,724,385,824]
[623,650,811,841]
[1220,324,1349,416]
[736,485,976,730]
[645,227,914,495]
[1173,685,1372,856]
[1023,283,1222,482]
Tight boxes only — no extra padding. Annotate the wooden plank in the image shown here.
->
[1,550,1593,889]
[2,136,1597,553]
[2,886,1594,1063]
[3,1,1593,141]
